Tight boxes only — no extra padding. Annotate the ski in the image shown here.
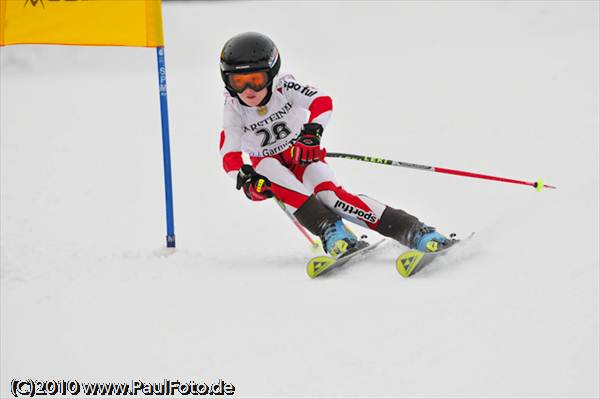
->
[396,232,475,278]
[307,239,387,278]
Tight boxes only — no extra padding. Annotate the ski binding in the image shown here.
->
[307,238,387,278]
[396,232,475,278]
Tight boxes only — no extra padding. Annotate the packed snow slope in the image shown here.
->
[1,1,598,398]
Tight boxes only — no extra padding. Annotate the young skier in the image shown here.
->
[219,32,452,257]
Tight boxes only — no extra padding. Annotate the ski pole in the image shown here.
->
[326,152,556,191]
[275,198,321,250]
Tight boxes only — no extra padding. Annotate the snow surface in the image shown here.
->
[1,1,599,397]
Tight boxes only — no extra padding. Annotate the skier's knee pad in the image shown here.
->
[376,207,421,247]
[293,195,339,236]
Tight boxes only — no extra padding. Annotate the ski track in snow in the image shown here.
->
[1,2,599,397]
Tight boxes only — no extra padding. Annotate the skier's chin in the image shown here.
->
[239,88,267,107]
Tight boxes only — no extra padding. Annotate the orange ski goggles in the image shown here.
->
[227,71,269,93]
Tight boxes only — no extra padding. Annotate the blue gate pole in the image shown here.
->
[156,46,176,248]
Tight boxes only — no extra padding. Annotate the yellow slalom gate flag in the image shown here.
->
[0,0,164,47]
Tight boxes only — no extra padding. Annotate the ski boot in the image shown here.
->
[293,195,359,257]
[320,219,358,257]
[410,224,453,253]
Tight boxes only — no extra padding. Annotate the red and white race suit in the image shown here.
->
[219,74,388,230]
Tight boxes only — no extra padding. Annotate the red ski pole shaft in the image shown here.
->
[433,167,556,190]
[326,152,556,191]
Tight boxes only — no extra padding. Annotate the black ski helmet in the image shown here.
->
[220,32,281,93]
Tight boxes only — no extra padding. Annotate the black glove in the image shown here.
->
[236,164,274,201]
[291,123,326,165]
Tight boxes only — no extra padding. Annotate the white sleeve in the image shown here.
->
[276,74,333,128]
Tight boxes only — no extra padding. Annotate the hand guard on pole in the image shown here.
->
[236,165,274,201]
[291,123,327,165]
